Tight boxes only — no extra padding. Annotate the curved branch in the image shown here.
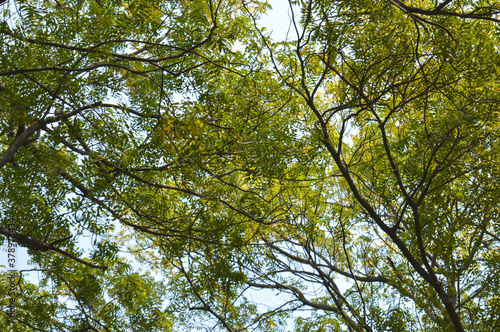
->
[0,227,107,270]
[389,0,500,22]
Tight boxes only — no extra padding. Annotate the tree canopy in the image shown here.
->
[1,0,500,331]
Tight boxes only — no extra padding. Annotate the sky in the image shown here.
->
[258,0,296,42]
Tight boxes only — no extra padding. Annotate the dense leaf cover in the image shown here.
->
[1,0,500,331]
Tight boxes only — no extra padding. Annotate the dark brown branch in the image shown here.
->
[264,239,390,283]
[0,101,102,169]
[0,227,107,270]
[389,0,500,22]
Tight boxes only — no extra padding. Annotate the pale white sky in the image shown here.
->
[258,0,296,42]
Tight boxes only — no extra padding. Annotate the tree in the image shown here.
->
[1,0,500,331]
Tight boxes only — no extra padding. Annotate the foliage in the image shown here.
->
[1,0,500,331]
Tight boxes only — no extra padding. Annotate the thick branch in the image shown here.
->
[0,227,107,270]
